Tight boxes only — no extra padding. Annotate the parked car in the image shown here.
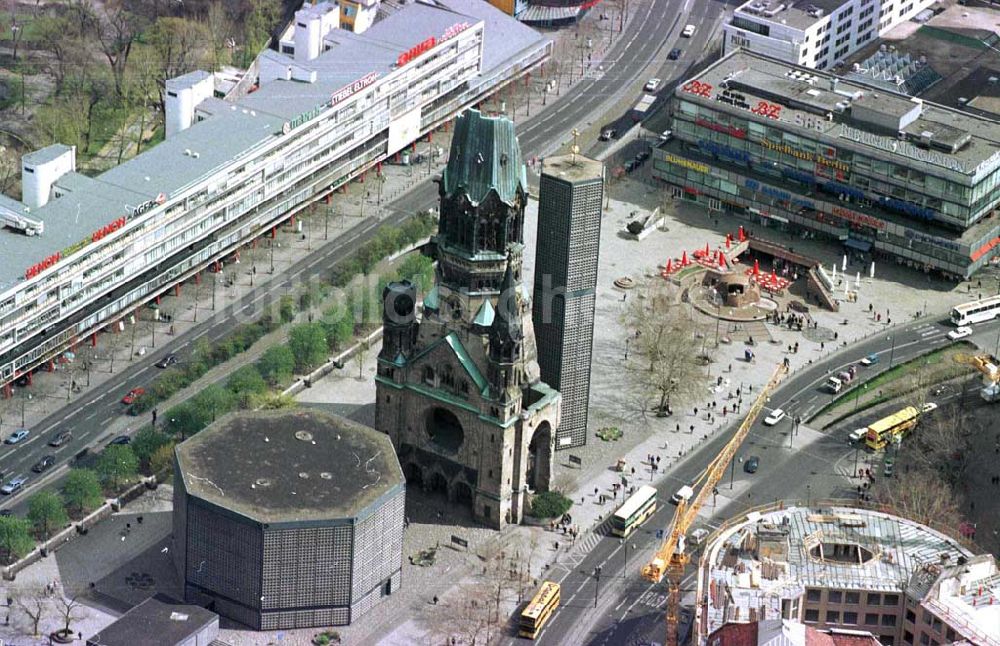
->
[859,353,880,366]
[49,430,73,447]
[121,388,145,405]
[625,160,637,172]
[883,459,895,478]
[109,435,131,446]
[1,476,27,495]
[671,485,694,504]
[635,151,651,163]
[744,456,760,473]
[668,48,682,60]
[763,408,786,426]
[644,77,662,91]
[659,129,673,142]
[599,128,617,141]
[4,429,29,445]
[948,326,973,340]
[682,24,696,37]
[848,428,868,443]
[921,402,939,414]
[155,354,179,369]
[31,455,56,473]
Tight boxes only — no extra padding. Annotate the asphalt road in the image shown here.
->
[528,315,1000,646]
[0,0,685,513]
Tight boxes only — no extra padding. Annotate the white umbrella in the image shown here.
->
[842,254,847,271]
[869,261,875,280]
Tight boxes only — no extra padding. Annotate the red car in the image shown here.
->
[121,388,145,405]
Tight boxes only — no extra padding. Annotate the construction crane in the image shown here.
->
[640,362,788,646]
[953,352,1000,402]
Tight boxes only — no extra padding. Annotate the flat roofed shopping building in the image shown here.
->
[172,409,404,630]
[652,49,1000,279]
[723,0,935,70]
[532,153,604,450]
[0,0,549,395]
[697,504,1000,646]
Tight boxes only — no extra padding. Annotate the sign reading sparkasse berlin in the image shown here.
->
[330,71,379,107]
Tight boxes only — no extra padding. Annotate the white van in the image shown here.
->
[671,485,694,504]
[682,24,696,37]
[848,428,867,443]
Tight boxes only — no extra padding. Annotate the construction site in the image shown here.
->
[696,504,1000,646]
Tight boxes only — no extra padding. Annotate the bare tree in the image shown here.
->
[205,1,233,71]
[34,14,83,94]
[622,279,709,416]
[54,593,87,635]
[0,146,20,196]
[874,467,964,531]
[354,340,370,380]
[905,404,976,486]
[146,16,210,113]
[92,0,145,97]
[14,587,50,637]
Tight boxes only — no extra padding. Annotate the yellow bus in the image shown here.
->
[611,485,658,538]
[519,581,560,639]
[865,406,920,450]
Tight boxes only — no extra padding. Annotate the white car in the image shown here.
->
[921,402,938,413]
[659,129,673,142]
[848,428,868,443]
[948,326,973,340]
[763,408,786,426]
[644,78,662,92]
[682,24,696,37]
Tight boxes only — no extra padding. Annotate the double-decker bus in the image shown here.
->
[518,581,560,639]
[865,406,920,450]
[611,485,658,538]
[950,295,1000,326]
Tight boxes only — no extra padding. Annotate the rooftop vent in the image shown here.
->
[183,149,192,156]
[191,152,200,159]
[320,472,333,479]
[299,472,309,479]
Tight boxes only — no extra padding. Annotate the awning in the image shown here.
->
[844,238,873,252]
[519,5,582,23]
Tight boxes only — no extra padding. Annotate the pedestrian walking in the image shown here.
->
[152,408,158,424]
[433,596,439,605]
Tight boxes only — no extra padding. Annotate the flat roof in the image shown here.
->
[87,595,216,646]
[0,0,549,293]
[733,0,850,31]
[175,409,402,524]
[685,50,1000,175]
[541,153,604,183]
[703,506,973,636]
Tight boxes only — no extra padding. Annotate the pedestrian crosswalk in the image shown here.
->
[915,322,946,339]
[551,519,612,573]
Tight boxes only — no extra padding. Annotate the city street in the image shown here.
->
[0,0,689,513]
[526,315,1000,646]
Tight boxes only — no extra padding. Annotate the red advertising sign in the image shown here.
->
[695,117,746,139]
[92,216,127,243]
[750,100,782,120]
[830,206,885,231]
[441,22,470,41]
[397,37,436,67]
[682,80,713,98]
[24,252,61,280]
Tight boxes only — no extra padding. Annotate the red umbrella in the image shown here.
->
[753,259,760,275]
[738,226,747,242]
[725,234,732,249]
[664,259,674,273]
[704,243,710,257]
[681,251,690,266]
[770,268,778,284]
[719,253,727,269]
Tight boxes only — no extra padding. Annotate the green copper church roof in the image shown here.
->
[423,285,439,311]
[442,109,527,206]
[473,299,495,327]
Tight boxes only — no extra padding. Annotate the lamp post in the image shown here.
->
[20,392,31,427]
[854,383,868,412]
[887,335,896,368]
[593,566,602,607]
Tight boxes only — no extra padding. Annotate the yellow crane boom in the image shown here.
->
[641,362,788,646]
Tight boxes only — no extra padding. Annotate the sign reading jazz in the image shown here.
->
[330,71,379,107]
[397,37,436,67]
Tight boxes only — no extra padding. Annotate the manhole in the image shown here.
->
[294,431,314,442]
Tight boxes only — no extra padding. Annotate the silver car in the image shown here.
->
[1,476,27,495]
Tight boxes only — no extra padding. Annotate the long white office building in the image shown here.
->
[723,0,935,70]
[0,0,549,395]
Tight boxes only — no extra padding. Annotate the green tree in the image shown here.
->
[62,469,104,516]
[278,295,297,323]
[146,16,210,113]
[0,516,35,563]
[164,402,210,441]
[95,445,139,492]
[289,323,328,372]
[258,345,295,386]
[191,383,235,423]
[150,443,176,478]
[131,427,172,471]
[227,364,268,407]
[27,492,68,540]
[243,0,281,65]
[322,314,354,352]
[398,253,435,291]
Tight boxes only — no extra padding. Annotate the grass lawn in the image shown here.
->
[817,342,971,419]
